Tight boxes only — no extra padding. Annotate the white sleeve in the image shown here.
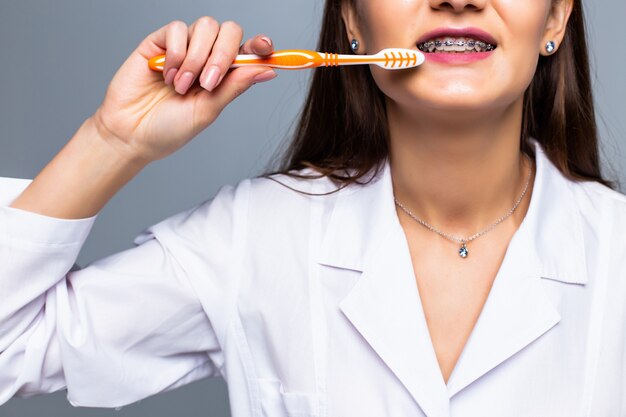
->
[0,176,245,408]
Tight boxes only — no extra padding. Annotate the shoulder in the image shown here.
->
[243,167,346,211]
[569,179,626,269]
[223,168,347,260]
[571,179,626,224]
[138,168,345,239]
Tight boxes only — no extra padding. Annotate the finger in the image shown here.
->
[195,66,278,125]
[136,22,169,59]
[239,34,274,56]
[161,21,189,86]
[172,16,220,95]
[199,21,244,92]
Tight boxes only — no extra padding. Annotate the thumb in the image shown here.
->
[206,66,277,113]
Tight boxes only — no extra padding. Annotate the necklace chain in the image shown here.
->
[393,153,534,258]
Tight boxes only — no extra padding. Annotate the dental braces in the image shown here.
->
[418,39,495,52]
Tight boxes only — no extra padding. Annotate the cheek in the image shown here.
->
[491,1,549,97]
[359,0,421,51]
[497,0,549,51]
[366,0,552,111]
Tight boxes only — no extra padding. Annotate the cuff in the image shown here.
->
[0,177,97,247]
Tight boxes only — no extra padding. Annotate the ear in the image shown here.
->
[540,0,574,55]
[341,0,364,52]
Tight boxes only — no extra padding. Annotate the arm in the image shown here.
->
[0,178,243,408]
[9,117,148,220]
[10,16,276,220]
[1,15,273,407]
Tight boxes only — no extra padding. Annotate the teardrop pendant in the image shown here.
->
[459,242,469,258]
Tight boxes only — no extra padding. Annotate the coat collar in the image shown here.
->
[316,138,587,416]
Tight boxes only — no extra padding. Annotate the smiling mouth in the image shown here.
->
[417,37,497,53]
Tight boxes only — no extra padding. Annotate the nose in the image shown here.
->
[429,0,487,12]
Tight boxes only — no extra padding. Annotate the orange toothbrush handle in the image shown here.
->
[148,50,356,72]
[148,55,167,71]
[231,50,328,70]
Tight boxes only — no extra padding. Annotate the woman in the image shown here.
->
[1,0,624,415]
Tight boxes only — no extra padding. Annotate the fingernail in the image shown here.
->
[175,71,195,95]
[253,70,277,83]
[260,37,272,47]
[164,68,178,85]
[202,66,221,92]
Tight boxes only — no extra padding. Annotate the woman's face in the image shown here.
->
[343,0,573,117]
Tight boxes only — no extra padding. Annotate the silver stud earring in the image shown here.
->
[545,41,556,54]
[351,39,359,51]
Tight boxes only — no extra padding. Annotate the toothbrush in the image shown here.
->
[148,48,425,72]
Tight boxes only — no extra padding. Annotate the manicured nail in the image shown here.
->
[175,71,195,94]
[260,36,272,47]
[253,70,277,83]
[202,66,221,92]
[164,68,178,85]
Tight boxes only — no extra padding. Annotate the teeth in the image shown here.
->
[418,37,496,53]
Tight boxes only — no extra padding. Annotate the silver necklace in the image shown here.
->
[393,153,533,259]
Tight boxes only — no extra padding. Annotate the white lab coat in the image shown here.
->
[0,137,625,416]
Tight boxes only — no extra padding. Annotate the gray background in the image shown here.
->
[0,1,624,416]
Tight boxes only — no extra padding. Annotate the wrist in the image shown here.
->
[9,116,149,219]
[88,109,152,168]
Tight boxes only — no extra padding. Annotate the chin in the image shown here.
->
[422,94,496,112]
[377,70,522,118]
[392,89,500,115]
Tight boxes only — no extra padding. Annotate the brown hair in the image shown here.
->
[258,0,619,194]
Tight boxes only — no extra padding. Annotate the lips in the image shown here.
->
[416,27,498,46]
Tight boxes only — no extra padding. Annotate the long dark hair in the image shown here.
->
[258,0,618,194]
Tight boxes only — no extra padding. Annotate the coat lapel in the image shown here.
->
[317,160,451,417]
[316,138,587,416]
[445,138,588,397]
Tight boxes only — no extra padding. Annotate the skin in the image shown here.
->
[342,0,573,234]
[341,0,574,384]
[10,19,279,219]
[91,19,279,164]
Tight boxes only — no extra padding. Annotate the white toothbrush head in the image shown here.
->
[373,48,425,70]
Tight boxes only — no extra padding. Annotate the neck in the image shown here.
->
[387,98,534,236]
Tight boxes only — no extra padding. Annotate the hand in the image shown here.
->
[90,17,277,164]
